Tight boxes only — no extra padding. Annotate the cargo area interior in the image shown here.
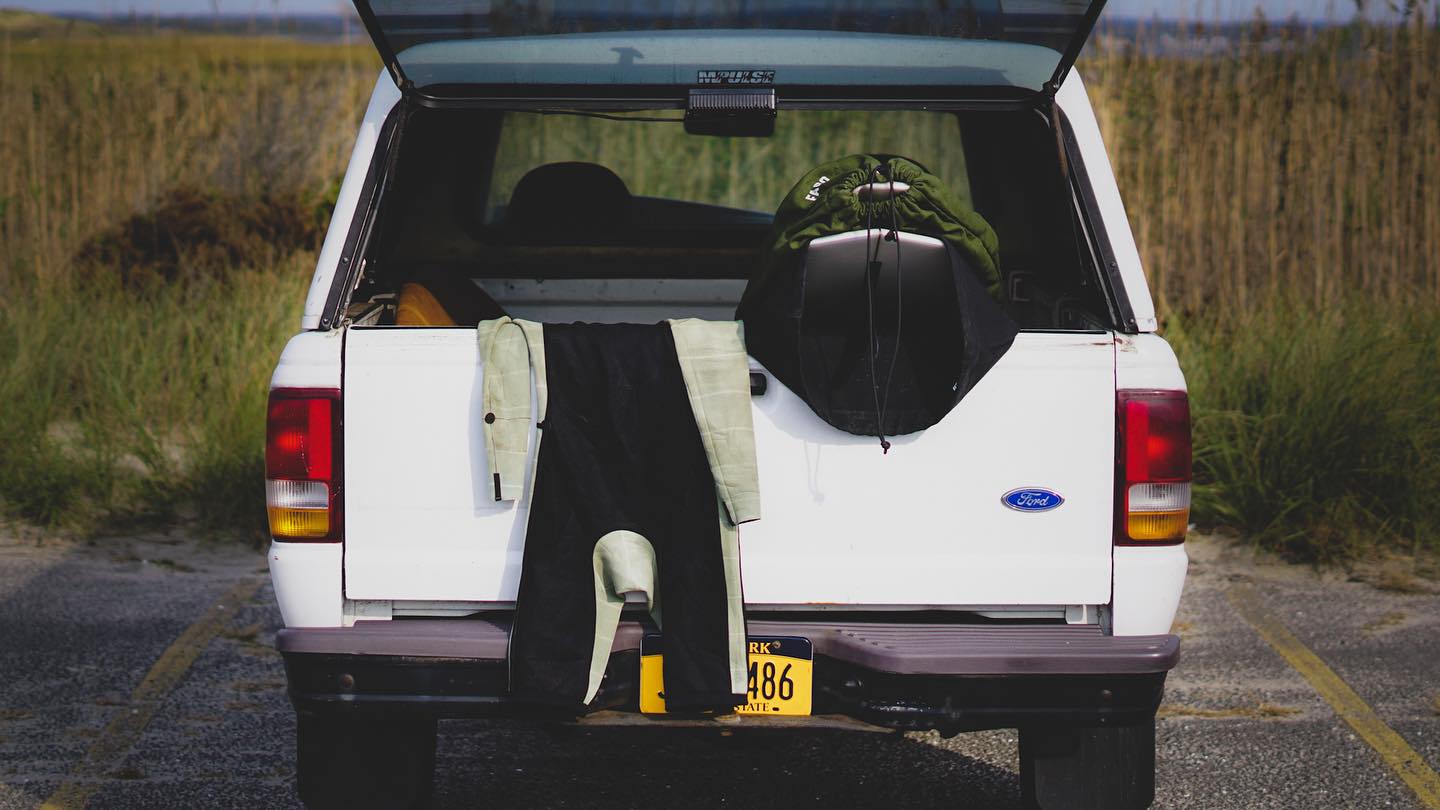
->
[343,105,1116,332]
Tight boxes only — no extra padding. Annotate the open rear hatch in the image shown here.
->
[349,0,1107,100]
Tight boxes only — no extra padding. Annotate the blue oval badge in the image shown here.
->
[1002,488,1065,513]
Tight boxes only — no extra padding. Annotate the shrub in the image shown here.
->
[1172,299,1440,562]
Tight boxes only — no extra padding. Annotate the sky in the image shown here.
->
[8,0,1408,22]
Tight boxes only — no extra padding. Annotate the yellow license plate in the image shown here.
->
[639,635,813,716]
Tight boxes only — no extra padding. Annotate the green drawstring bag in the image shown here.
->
[749,153,1003,305]
[736,154,1017,441]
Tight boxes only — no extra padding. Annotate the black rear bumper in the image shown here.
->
[278,618,1178,734]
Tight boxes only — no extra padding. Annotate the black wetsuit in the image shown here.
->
[508,322,747,713]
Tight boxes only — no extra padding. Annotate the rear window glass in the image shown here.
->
[361,0,1097,91]
[485,110,972,222]
[367,105,1112,330]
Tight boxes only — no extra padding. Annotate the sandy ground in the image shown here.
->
[0,531,1435,809]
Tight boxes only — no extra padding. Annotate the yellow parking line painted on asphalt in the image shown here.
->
[1228,584,1440,810]
[39,576,263,810]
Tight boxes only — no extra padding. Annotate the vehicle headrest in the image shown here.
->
[505,162,632,234]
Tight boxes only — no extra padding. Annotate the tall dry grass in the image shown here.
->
[1085,15,1440,316]
[0,32,373,280]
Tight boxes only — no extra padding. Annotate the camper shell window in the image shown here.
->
[350,103,1112,331]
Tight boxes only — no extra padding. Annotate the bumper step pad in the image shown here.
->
[278,618,1178,676]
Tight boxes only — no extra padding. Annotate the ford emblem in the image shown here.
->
[1002,488,1065,513]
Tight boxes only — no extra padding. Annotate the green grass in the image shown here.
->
[0,259,308,537]
[1172,300,1440,562]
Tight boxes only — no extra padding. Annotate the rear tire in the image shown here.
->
[1019,720,1156,810]
[295,711,437,810]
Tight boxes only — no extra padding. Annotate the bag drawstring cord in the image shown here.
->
[863,163,905,455]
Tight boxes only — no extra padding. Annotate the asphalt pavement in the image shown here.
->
[0,531,1436,809]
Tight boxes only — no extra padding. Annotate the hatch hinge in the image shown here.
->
[1044,0,1109,94]
[350,0,411,90]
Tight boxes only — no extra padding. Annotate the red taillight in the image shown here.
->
[1116,390,1191,545]
[265,389,341,541]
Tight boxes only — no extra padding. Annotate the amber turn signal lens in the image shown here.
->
[267,506,331,539]
[1126,510,1190,542]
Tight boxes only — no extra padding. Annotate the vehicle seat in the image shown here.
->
[504,162,632,243]
[395,268,507,326]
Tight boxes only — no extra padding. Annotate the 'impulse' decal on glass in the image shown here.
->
[698,69,775,85]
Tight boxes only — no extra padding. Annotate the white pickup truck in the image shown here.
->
[265,2,1189,808]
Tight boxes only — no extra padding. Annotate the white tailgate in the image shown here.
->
[343,328,1116,606]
